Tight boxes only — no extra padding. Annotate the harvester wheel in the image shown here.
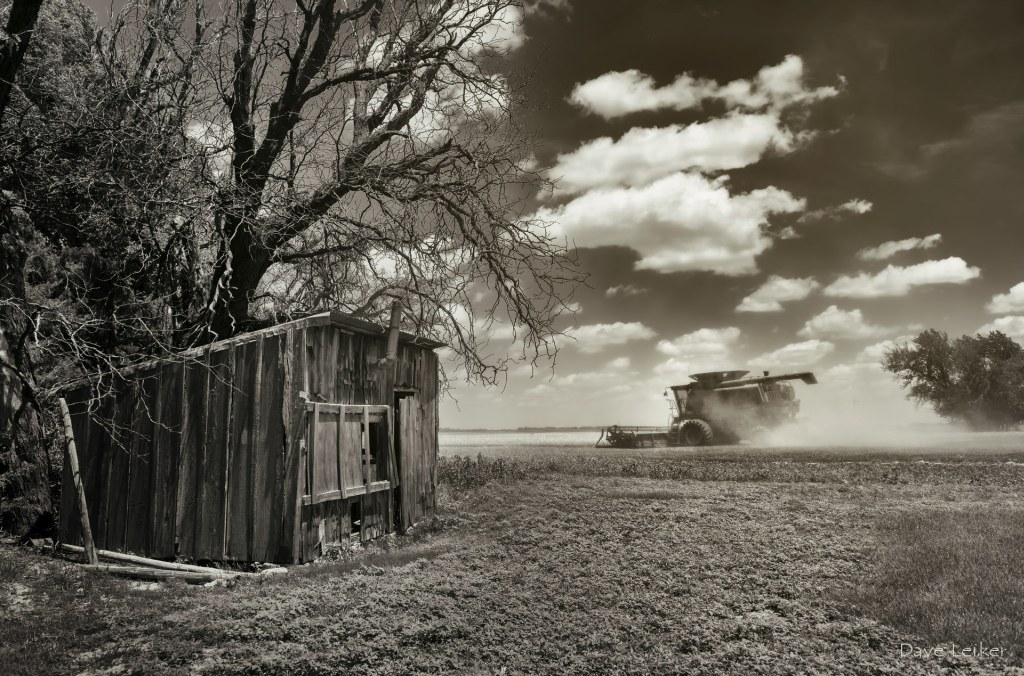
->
[679,419,714,446]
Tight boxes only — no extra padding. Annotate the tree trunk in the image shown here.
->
[0,0,45,125]
[0,0,52,535]
[0,196,51,536]
[206,217,270,341]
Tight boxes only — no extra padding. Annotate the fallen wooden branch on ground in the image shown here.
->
[79,564,239,584]
[60,543,288,578]
[60,544,252,575]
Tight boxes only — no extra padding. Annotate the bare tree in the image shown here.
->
[175,0,582,381]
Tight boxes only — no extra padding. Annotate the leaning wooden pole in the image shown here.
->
[58,397,98,565]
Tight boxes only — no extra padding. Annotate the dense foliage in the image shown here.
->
[882,329,1024,430]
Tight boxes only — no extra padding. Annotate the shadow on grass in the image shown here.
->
[842,508,1024,655]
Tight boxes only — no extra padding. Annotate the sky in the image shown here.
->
[78,0,1024,430]
[440,0,1024,429]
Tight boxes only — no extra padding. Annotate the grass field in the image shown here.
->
[2,437,1024,674]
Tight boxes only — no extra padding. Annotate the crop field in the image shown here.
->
[3,434,1024,674]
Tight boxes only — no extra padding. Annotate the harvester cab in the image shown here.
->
[599,370,817,448]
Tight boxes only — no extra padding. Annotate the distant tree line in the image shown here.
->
[883,329,1024,430]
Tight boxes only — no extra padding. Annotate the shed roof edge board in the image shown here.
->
[62,309,445,392]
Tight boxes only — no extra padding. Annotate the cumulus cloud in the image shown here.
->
[823,257,981,298]
[986,282,1024,314]
[857,234,942,261]
[565,321,657,353]
[536,172,805,275]
[797,199,873,223]
[857,335,917,363]
[752,339,835,369]
[569,70,714,119]
[736,275,820,312]
[797,305,891,340]
[978,316,1024,342]
[656,327,741,358]
[608,356,632,369]
[547,114,802,196]
[569,55,839,119]
[606,284,647,298]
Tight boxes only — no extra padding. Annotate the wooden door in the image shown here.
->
[397,394,427,532]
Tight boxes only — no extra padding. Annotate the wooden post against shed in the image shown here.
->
[362,405,371,487]
[385,299,402,363]
[59,397,98,565]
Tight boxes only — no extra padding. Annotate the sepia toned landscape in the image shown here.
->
[3,0,1024,673]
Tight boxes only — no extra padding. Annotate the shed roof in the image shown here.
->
[64,309,444,390]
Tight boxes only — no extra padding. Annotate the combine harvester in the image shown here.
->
[597,370,818,448]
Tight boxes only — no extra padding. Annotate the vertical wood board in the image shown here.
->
[226,340,260,559]
[252,334,285,562]
[150,360,183,558]
[124,374,158,554]
[196,349,232,559]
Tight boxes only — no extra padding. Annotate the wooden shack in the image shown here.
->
[58,310,442,564]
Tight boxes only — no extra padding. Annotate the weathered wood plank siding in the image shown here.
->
[59,313,439,563]
[150,361,183,558]
[124,373,158,554]
[175,356,208,556]
[101,381,136,551]
[252,334,285,562]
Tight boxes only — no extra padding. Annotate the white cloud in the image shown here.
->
[798,199,873,223]
[986,282,1024,314]
[978,316,1024,342]
[856,335,917,363]
[455,3,526,54]
[524,367,643,401]
[606,284,647,297]
[842,199,872,214]
[823,257,981,298]
[569,55,839,119]
[523,0,570,15]
[797,305,891,340]
[547,113,801,196]
[608,356,632,370]
[736,275,819,312]
[752,339,835,369]
[569,69,713,119]
[566,322,656,354]
[857,234,942,261]
[654,358,701,384]
[536,172,805,275]
[656,327,741,358]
